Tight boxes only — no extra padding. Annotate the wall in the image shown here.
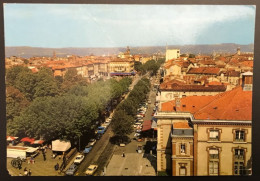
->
[195,124,251,176]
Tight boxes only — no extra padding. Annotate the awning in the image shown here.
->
[151,119,157,129]
[26,147,38,153]
[142,120,152,131]
[20,137,35,143]
[52,140,71,152]
[31,140,44,145]
[6,136,18,141]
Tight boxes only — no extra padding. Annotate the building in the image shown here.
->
[159,79,226,104]
[155,73,252,176]
[166,49,180,61]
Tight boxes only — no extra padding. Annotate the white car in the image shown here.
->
[86,165,98,175]
[136,129,142,133]
[89,139,96,146]
[134,133,141,137]
[74,154,85,164]
[106,118,112,123]
[135,122,142,126]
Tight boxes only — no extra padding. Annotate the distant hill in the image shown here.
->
[5,43,254,58]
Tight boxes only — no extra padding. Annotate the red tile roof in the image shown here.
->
[160,83,226,92]
[173,122,191,129]
[208,81,222,85]
[161,86,252,121]
[187,67,220,75]
[241,61,253,68]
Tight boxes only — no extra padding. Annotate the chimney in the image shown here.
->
[175,98,181,109]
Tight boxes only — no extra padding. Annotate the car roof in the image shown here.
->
[88,165,98,169]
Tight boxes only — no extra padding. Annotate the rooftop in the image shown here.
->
[161,86,252,121]
[187,67,221,75]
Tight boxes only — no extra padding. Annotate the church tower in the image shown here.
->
[237,47,241,55]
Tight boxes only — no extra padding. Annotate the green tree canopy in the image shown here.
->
[6,86,30,122]
[111,110,134,138]
[6,66,30,86]
[7,95,99,141]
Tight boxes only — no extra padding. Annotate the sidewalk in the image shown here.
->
[7,148,63,176]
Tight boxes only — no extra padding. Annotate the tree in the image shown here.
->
[14,71,37,101]
[7,95,99,142]
[134,61,142,72]
[6,86,29,122]
[117,99,137,117]
[111,110,134,140]
[189,54,195,58]
[33,67,59,99]
[62,68,87,92]
[6,66,30,86]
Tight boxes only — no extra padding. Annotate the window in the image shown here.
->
[234,149,244,160]
[209,130,219,141]
[209,149,219,159]
[180,144,186,154]
[234,149,245,175]
[235,131,245,142]
[209,161,219,175]
[234,162,245,175]
[209,149,219,175]
[180,166,186,176]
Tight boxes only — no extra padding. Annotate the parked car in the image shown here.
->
[65,164,78,176]
[74,154,85,164]
[97,126,106,134]
[83,144,93,154]
[85,165,98,176]
[89,139,96,146]
[96,133,102,140]
[136,114,143,118]
[136,129,142,133]
[134,133,141,137]
[105,118,112,123]
[104,122,110,127]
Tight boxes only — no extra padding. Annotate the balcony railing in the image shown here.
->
[235,139,245,142]
[234,155,244,160]
[209,137,219,141]
[209,154,219,159]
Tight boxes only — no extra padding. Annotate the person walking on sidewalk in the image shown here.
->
[28,169,32,176]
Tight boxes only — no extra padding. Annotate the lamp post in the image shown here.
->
[79,136,80,151]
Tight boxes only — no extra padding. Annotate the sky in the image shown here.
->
[4,4,256,48]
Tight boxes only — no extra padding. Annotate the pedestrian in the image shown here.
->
[28,169,31,176]
[19,173,22,176]
[54,163,59,171]
[122,152,125,157]
[24,170,28,176]
[43,154,46,161]
[18,163,22,170]
[27,157,30,164]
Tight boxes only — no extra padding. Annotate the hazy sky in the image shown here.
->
[4,4,256,48]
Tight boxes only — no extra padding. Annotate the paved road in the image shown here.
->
[104,75,158,176]
[74,74,142,176]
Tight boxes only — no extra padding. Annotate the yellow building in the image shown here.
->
[166,49,180,61]
[155,73,252,176]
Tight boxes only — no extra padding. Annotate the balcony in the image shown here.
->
[234,155,244,160]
